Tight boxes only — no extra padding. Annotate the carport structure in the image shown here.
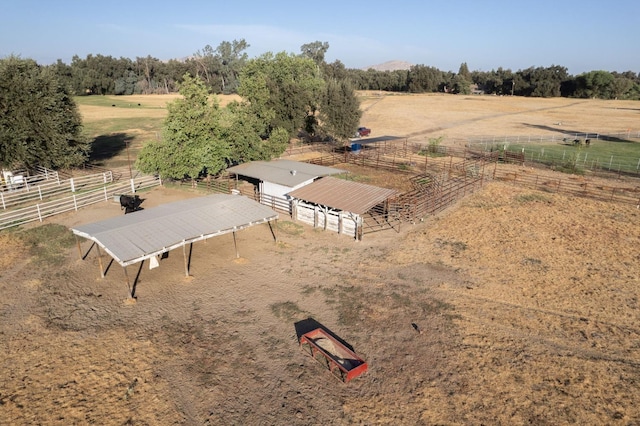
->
[71,194,278,299]
[288,177,398,240]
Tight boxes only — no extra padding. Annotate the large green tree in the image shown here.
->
[190,40,250,94]
[575,70,615,99]
[319,79,362,142]
[238,52,325,138]
[0,56,90,169]
[215,39,250,94]
[222,100,289,162]
[407,65,444,93]
[135,74,230,180]
[300,41,330,65]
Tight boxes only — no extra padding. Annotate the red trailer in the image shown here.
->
[299,328,368,383]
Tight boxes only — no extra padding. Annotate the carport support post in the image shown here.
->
[274,218,278,242]
[267,219,278,243]
[95,244,105,278]
[182,240,190,277]
[75,235,83,259]
[233,230,239,258]
[123,266,132,297]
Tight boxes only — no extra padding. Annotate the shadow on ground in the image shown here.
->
[90,133,135,162]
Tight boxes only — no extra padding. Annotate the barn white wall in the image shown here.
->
[261,180,314,199]
[294,200,359,239]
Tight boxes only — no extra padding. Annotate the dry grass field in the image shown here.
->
[1,93,640,425]
[357,91,640,144]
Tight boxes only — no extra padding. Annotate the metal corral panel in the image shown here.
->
[227,159,345,188]
[288,177,398,215]
[71,194,278,266]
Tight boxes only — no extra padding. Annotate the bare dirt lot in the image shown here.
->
[2,95,640,425]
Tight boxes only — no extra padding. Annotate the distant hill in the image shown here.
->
[362,60,413,71]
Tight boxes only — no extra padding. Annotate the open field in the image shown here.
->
[76,94,240,169]
[2,94,640,424]
[76,92,640,172]
[357,92,640,144]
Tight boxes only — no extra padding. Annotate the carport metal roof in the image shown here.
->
[287,177,398,215]
[227,159,346,187]
[71,194,278,267]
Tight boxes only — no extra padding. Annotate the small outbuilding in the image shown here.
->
[226,159,346,209]
[287,177,398,240]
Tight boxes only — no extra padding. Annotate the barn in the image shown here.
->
[226,159,346,209]
[287,177,398,240]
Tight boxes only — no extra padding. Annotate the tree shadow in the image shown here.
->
[522,124,633,143]
[90,133,136,162]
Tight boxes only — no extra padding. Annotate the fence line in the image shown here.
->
[441,133,640,178]
[490,169,640,206]
[0,168,60,192]
[0,171,114,210]
[451,130,640,146]
[0,175,160,230]
[311,142,640,205]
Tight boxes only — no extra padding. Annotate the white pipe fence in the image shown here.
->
[0,171,114,210]
[0,175,160,230]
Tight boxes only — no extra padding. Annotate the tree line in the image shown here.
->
[43,40,640,100]
[345,63,640,99]
[1,40,362,177]
[2,38,639,177]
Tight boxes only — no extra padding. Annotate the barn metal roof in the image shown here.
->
[227,159,346,187]
[71,194,278,267]
[349,135,404,144]
[287,177,398,215]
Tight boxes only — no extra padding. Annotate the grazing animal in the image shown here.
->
[119,194,142,214]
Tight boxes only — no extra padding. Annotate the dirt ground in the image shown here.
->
[2,94,640,425]
[1,178,639,425]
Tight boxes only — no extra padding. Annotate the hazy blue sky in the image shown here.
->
[1,0,638,75]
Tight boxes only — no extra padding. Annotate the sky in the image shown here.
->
[1,0,639,75]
